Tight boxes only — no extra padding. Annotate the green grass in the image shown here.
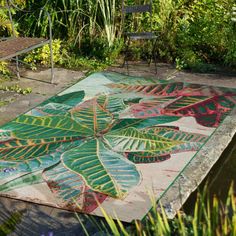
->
[77,183,236,236]
[0,85,32,95]
[0,211,23,236]
[63,55,110,73]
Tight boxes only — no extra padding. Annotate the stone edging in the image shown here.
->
[158,108,236,219]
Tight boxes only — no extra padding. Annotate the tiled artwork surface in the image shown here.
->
[0,72,236,222]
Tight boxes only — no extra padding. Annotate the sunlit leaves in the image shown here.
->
[62,139,140,198]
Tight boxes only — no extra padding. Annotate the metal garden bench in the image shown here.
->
[0,0,54,83]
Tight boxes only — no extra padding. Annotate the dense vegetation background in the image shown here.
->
[0,0,236,72]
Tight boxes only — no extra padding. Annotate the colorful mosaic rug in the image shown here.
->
[0,72,236,222]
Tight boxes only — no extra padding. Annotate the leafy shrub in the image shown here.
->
[0,61,10,79]
[23,39,67,68]
[79,37,123,62]
[78,184,236,236]
[175,0,236,68]
[14,0,236,70]
[63,55,108,72]
[0,84,32,94]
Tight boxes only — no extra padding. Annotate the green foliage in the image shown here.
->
[0,84,32,95]
[78,184,236,236]
[175,58,187,70]
[6,0,236,70]
[174,0,236,68]
[0,61,10,79]
[0,211,23,236]
[126,0,236,69]
[98,0,116,47]
[0,0,25,36]
[0,8,12,36]
[17,0,121,59]
[23,39,67,68]
[79,37,123,62]
[63,55,109,72]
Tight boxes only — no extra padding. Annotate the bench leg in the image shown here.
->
[16,56,20,79]
[123,37,130,75]
[49,40,55,84]
[152,39,158,74]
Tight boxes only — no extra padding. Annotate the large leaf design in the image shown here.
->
[0,152,61,177]
[118,93,236,127]
[164,95,236,127]
[30,103,72,116]
[107,82,236,97]
[0,72,235,217]
[8,115,92,139]
[107,81,236,127]
[105,127,207,164]
[41,91,85,107]
[29,90,85,117]
[125,127,207,163]
[70,99,113,134]
[97,95,127,113]
[105,127,182,153]
[146,127,208,143]
[0,137,77,160]
[0,172,43,192]
[62,139,140,198]
[111,116,181,131]
[43,163,107,213]
[122,96,206,118]
[107,82,185,96]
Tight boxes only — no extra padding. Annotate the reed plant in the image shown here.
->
[77,183,236,236]
[98,0,116,47]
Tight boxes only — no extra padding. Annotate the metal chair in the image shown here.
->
[121,0,158,74]
[0,0,55,83]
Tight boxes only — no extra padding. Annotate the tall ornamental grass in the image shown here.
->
[77,183,236,236]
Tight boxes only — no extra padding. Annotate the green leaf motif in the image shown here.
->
[0,153,61,177]
[0,137,73,161]
[126,127,207,163]
[31,103,72,116]
[43,163,108,213]
[0,172,43,192]
[70,99,113,134]
[29,90,85,117]
[43,163,84,201]
[105,127,182,153]
[111,116,181,131]
[146,127,208,143]
[97,95,127,113]
[62,139,140,198]
[1,72,234,215]
[10,115,92,139]
[41,91,85,107]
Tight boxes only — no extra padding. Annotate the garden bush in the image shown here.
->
[1,0,236,71]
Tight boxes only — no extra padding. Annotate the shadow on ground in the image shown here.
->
[0,196,111,236]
